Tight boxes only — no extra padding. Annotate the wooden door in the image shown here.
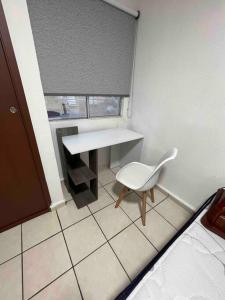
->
[0,5,50,232]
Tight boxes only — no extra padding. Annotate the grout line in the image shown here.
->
[65,216,133,268]
[0,252,21,267]
[21,231,62,255]
[87,200,114,214]
[103,183,136,204]
[73,241,108,267]
[22,212,87,300]
[115,204,159,252]
[107,223,133,242]
[0,184,170,300]
[21,225,24,300]
[153,195,192,224]
[0,190,148,268]
[3,178,176,300]
[0,190,170,270]
[101,179,116,187]
[101,185,159,251]
[87,206,132,282]
[132,212,172,252]
[70,219,133,269]
[59,215,134,270]
[60,200,115,233]
[102,188,117,202]
[134,189,168,206]
[62,214,92,232]
[27,267,74,300]
[56,210,84,300]
[132,192,181,231]
[21,202,191,300]
[107,245,131,283]
[110,166,121,175]
[153,209,178,230]
[62,187,174,235]
[149,196,185,230]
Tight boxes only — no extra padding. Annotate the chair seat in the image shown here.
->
[116,162,155,190]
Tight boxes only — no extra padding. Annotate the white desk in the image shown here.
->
[62,128,143,155]
[61,127,143,208]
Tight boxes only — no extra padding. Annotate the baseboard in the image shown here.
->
[50,199,66,211]
[60,177,195,212]
[157,184,195,213]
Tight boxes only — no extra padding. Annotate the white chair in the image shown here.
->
[115,148,178,225]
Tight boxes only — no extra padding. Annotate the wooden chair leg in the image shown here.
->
[150,188,155,203]
[115,186,128,208]
[141,192,147,226]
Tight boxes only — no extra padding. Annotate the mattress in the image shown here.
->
[127,209,225,300]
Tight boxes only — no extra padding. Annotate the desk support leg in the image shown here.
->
[89,149,98,199]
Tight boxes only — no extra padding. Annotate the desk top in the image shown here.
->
[62,128,143,155]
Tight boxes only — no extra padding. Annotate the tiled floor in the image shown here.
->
[0,168,192,300]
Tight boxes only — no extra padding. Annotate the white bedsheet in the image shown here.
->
[128,210,225,300]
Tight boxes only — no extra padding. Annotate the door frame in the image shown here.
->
[0,1,51,231]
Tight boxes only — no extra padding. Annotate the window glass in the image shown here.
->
[88,96,121,117]
[45,95,122,120]
[45,96,87,120]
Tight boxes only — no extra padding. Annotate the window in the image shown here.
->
[45,95,122,120]
[88,96,121,118]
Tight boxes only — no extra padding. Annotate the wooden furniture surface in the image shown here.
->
[62,128,144,155]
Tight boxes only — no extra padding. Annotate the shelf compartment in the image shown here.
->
[67,160,96,186]
[69,180,97,208]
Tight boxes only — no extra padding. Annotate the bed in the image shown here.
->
[116,193,225,300]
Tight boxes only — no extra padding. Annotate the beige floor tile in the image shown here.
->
[22,211,61,250]
[0,255,22,300]
[75,244,129,300]
[23,233,71,300]
[94,204,132,239]
[110,224,157,279]
[0,225,21,264]
[57,200,90,229]
[135,210,176,250]
[98,180,102,188]
[104,180,128,201]
[64,216,106,265]
[98,168,116,186]
[31,270,82,300]
[88,188,114,213]
[61,181,72,201]
[111,166,121,174]
[155,197,191,229]
[136,187,168,207]
[120,192,151,221]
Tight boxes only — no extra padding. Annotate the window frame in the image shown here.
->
[45,94,123,121]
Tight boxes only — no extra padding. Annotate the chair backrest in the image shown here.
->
[153,147,178,176]
[140,148,178,190]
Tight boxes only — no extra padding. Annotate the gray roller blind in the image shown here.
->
[27,0,136,96]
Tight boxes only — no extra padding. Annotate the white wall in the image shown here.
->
[2,0,64,206]
[131,0,225,210]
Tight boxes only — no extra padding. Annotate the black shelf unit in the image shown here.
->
[67,158,96,186]
[56,126,98,208]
